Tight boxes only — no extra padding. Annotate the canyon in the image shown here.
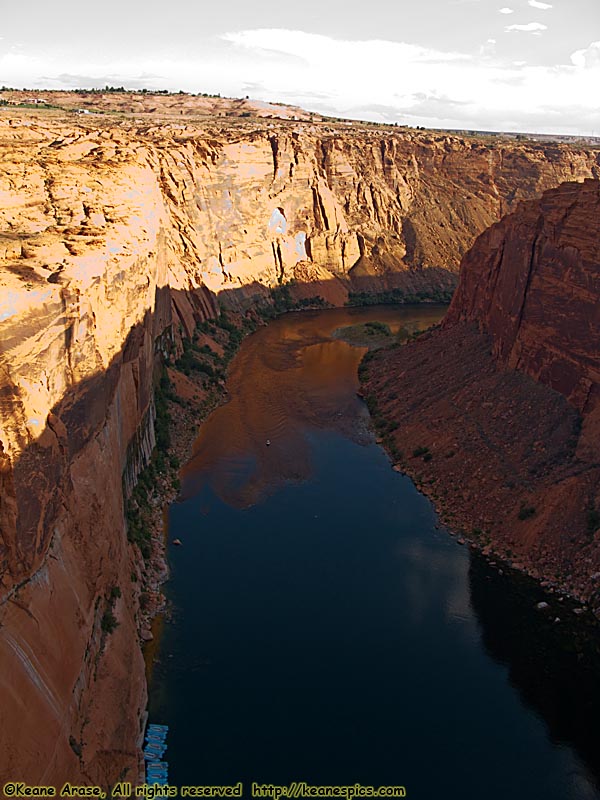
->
[1,94,599,785]
[363,178,600,606]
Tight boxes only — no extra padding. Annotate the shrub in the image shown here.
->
[69,736,82,758]
[101,610,119,634]
[364,321,391,336]
[365,395,379,415]
[587,508,600,534]
[518,504,536,521]
[412,446,429,457]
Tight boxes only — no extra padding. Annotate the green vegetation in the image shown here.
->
[0,97,62,110]
[347,287,454,307]
[518,504,536,521]
[100,610,119,634]
[357,356,372,381]
[124,370,177,560]
[333,320,393,348]
[0,86,224,104]
[364,321,391,335]
[587,507,600,535]
[412,446,430,458]
[122,278,442,568]
[100,583,120,637]
[256,284,331,320]
[68,736,83,758]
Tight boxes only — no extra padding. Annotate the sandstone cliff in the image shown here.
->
[1,104,599,785]
[364,179,600,606]
[1,112,599,313]
[446,179,600,423]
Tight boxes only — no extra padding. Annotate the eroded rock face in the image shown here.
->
[446,179,600,416]
[0,110,599,785]
[1,115,598,310]
[364,179,600,604]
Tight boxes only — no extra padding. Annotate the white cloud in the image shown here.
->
[505,22,548,32]
[479,38,497,56]
[528,0,553,8]
[571,41,600,68]
[499,7,514,13]
[221,29,600,132]
[1,29,599,135]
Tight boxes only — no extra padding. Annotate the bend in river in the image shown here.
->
[149,305,600,800]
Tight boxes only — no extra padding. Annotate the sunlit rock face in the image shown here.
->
[147,125,600,304]
[0,108,598,786]
[364,179,600,607]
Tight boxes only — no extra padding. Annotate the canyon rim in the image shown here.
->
[1,91,600,786]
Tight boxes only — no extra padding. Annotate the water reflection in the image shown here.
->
[182,306,445,508]
[469,553,600,795]
[152,304,600,799]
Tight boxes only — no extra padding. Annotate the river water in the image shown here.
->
[149,305,600,799]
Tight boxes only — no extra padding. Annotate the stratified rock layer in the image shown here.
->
[446,179,600,416]
[1,114,599,311]
[0,106,599,786]
[365,179,600,604]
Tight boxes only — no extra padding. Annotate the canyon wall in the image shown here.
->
[2,113,599,311]
[1,108,599,785]
[0,119,214,785]
[446,178,600,421]
[364,179,600,605]
[147,121,600,304]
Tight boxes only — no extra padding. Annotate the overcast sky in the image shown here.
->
[1,0,598,134]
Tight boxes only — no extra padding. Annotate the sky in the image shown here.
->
[1,0,599,134]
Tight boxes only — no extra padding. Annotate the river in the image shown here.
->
[148,305,600,799]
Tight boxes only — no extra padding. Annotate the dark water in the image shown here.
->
[149,305,600,799]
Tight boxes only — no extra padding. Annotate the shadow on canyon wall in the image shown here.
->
[0,269,455,596]
[3,279,600,786]
[0,282,219,783]
[214,266,458,311]
[0,283,218,594]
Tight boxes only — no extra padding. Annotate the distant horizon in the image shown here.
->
[2,85,599,140]
[1,1,599,137]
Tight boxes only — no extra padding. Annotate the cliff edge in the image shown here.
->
[364,179,600,606]
[1,102,599,785]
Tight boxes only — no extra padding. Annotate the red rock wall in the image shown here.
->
[363,179,600,605]
[1,114,599,786]
[446,179,600,415]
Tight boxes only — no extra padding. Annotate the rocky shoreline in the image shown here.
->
[359,326,600,628]
[134,314,257,653]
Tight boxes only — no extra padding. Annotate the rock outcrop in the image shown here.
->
[364,179,600,605]
[446,178,600,422]
[1,112,598,312]
[1,102,599,785]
